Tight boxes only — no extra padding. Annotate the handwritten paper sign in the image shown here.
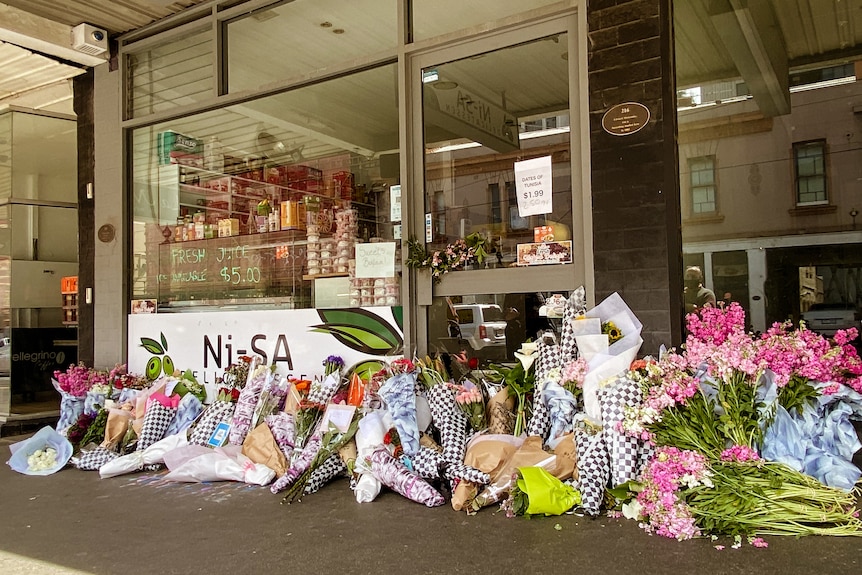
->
[355,242,396,278]
[515,155,553,217]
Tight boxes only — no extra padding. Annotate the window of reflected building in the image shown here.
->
[675,2,862,339]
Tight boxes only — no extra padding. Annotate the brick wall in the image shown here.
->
[587,0,683,351]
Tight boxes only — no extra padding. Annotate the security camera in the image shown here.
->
[72,23,108,56]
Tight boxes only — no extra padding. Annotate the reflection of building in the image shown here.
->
[680,78,862,332]
[0,110,78,424]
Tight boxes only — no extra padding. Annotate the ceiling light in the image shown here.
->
[432,81,458,90]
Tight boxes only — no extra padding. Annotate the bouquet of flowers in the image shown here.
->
[405,236,476,283]
[450,380,486,431]
[377,359,421,456]
[500,467,581,517]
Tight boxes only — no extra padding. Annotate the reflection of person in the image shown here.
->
[721,292,733,308]
[504,306,523,359]
[683,266,716,314]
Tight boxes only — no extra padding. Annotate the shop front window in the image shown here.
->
[126,28,213,119]
[421,33,573,272]
[675,2,861,336]
[226,0,398,93]
[130,63,400,313]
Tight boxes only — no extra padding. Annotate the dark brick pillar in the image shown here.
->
[587,0,683,352]
[73,70,95,366]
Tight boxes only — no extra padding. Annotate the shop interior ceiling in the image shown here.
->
[1,0,861,145]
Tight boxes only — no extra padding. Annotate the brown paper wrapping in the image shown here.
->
[282,385,303,415]
[487,388,516,435]
[550,433,577,482]
[100,407,134,450]
[472,436,569,509]
[242,422,287,477]
[451,436,521,511]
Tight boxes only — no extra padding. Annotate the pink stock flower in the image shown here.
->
[720,444,761,463]
[635,447,711,540]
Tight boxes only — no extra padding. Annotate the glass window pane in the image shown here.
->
[7,113,76,203]
[677,2,860,336]
[422,33,571,271]
[413,0,559,42]
[127,28,213,119]
[227,0,398,93]
[130,64,400,312]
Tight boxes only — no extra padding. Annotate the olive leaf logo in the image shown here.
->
[311,308,403,355]
[140,332,175,379]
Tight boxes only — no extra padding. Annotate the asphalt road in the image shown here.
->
[0,434,860,575]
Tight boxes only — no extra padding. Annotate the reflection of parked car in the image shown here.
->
[453,304,507,358]
[802,303,861,338]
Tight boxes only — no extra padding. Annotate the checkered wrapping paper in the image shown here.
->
[599,376,651,486]
[534,338,564,385]
[73,446,119,471]
[137,402,177,453]
[526,392,551,440]
[136,401,178,471]
[188,401,235,446]
[575,426,610,516]
[559,286,587,363]
[306,372,341,405]
[303,453,348,496]
[425,384,469,464]
[412,446,490,485]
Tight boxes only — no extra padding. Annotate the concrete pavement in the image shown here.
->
[0,434,860,575]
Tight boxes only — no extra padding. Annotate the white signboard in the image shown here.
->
[355,242,396,278]
[128,307,403,401]
[515,155,553,217]
[390,185,402,222]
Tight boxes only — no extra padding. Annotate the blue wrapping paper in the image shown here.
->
[378,372,420,457]
[165,393,204,438]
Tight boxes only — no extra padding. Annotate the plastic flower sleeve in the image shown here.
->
[84,390,107,418]
[541,381,577,442]
[188,401,236,446]
[762,403,862,491]
[7,426,73,476]
[164,393,204,438]
[368,447,445,507]
[99,432,189,478]
[302,453,347,495]
[265,411,296,459]
[598,375,650,486]
[228,356,267,446]
[306,371,341,405]
[582,292,644,423]
[270,432,322,494]
[533,338,563,385]
[413,446,489,485]
[352,409,392,503]
[71,446,119,471]
[137,397,179,453]
[558,287,587,362]
[164,445,275,486]
[575,425,610,516]
[52,378,85,433]
[425,383,468,464]
[378,372,421,457]
[516,466,581,516]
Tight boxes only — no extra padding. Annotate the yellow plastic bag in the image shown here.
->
[516,466,581,516]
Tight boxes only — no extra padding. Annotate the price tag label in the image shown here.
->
[390,184,402,222]
[515,155,553,217]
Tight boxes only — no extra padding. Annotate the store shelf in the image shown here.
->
[302,272,349,281]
